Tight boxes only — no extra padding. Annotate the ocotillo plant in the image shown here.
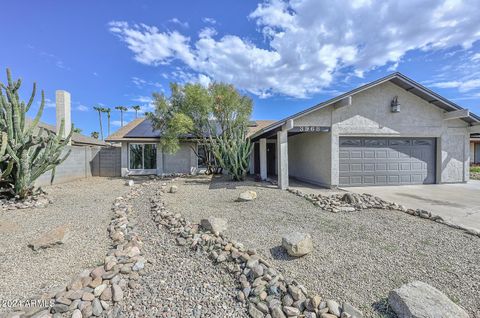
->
[0,69,72,199]
[211,127,251,181]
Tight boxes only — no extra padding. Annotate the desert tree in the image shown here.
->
[148,82,252,178]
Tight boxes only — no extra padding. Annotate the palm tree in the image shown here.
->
[73,127,82,134]
[115,106,128,127]
[104,107,112,137]
[90,131,99,139]
[132,105,141,118]
[93,106,104,140]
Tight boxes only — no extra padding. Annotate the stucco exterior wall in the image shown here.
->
[163,142,197,174]
[293,81,470,186]
[288,132,331,186]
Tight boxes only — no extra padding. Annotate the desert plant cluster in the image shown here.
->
[0,69,71,199]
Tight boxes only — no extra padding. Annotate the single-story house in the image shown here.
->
[106,72,480,189]
[249,72,480,189]
[105,118,272,176]
[472,134,480,164]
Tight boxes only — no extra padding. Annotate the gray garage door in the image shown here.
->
[339,137,436,186]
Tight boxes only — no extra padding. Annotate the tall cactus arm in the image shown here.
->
[24,90,45,137]
[25,82,36,113]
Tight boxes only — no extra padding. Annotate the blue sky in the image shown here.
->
[1,0,480,137]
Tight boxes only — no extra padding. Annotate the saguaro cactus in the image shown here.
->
[0,69,72,198]
[211,127,251,181]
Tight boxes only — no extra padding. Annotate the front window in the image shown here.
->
[129,143,157,170]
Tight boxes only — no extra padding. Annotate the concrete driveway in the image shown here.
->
[345,181,480,232]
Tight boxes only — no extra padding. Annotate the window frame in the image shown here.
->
[128,143,157,171]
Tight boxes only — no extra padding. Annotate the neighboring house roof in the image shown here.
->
[105,117,276,141]
[105,117,145,142]
[247,120,277,137]
[250,72,480,141]
[26,118,107,146]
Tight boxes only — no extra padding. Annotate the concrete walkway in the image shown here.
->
[345,181,480,232]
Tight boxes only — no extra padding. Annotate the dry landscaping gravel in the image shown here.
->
[0,177,128,304]
[162,175,480,318]
[123,182,248,317]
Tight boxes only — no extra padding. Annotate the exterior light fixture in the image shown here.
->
[391,96,400,113]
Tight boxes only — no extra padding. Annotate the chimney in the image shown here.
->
[55,90,71,139]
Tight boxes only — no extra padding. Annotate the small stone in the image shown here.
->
[82,292,95,301]
[100,300,110,310]
[92,298,103,316]
[200,217,228,234]
[327,299,341,317]
[283,306,300,316]
[282,232,313,257]
[28,225,69,251]
[100,287,112,301]
[342,302,363,318]
[81,304,93,317]
[169,185,178,193]
[126,180,134,187]
[320,314,338,318]
[71,309,82,318]
[51,304,69,314]
[248,303,264,318]
[237,190,257,201]
[271,306,286,318]
[90,267,105,280]
[112,284,123,302]
[94,284,107,297]
[126,246,141,258]
[89,277,102,288]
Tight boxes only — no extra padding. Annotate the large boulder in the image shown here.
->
[28,225,69,251]
[238,190,257,202]
[200,217,228,234]
[388,281,469,318]
[281,232,313,257]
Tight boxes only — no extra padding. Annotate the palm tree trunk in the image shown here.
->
[108,115,111,136]
[98,111,104,140]
[121,111,124,127]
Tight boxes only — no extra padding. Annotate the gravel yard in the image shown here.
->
[0,177,128,305]
[123,181,248,317]
[162,175,480,318]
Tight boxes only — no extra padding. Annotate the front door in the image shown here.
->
[267,143,276,176]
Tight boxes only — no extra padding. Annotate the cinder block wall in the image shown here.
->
[34,145,121,187]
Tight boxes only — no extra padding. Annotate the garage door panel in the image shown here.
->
[339,137,435,186]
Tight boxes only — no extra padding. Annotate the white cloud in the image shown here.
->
[43,98,56,108]
[431,79,480,92]
[169,18,189,28]
[472,53,480,61]
[132,95,152,103]
[131,76,162,88]
[110,0,480,98]
[76,104,89,112]
[111,120,123,127]
[202,17,217,25]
